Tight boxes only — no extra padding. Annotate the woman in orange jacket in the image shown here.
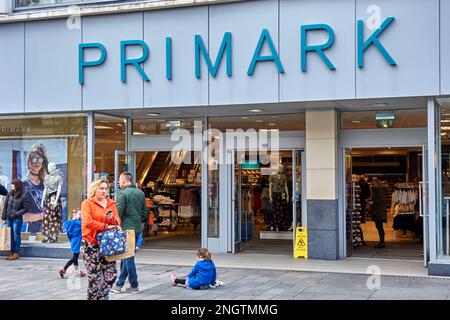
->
[80,179,121,300]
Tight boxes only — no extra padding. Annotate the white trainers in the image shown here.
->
[170,273,177,286]
[124,286,139,294]
[110,285,123,294]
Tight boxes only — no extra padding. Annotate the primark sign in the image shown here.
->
[78,17,396,85]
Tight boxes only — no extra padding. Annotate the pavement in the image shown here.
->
[1,257,450,300]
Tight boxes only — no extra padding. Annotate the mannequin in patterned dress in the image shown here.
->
[40,162,63,243]
[269,164,290,231]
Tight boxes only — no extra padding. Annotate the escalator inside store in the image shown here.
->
[346,147,424,260]
[136,151,202,250]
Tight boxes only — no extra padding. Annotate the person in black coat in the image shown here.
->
[1,179,30,260]
[370,178,387,249]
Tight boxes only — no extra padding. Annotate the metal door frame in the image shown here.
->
[114,150,136,200]
[228,148,305,254]
[338,143,429,264]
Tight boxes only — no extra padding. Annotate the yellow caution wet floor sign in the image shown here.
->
[294,227,308,259]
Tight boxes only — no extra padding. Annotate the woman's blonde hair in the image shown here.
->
[197,248,212,260]
[88,179,108,199]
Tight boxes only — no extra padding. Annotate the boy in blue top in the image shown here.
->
[58,210,86,278]
[171,248,216,289]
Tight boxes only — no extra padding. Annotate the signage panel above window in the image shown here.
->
[15,0,118,9]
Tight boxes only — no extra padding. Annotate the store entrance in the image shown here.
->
[132,151,202,250]
[232,150,303,254]
[344,147,427,261]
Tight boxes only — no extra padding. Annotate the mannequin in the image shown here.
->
[0,166,8,213]
[269,164,289,231]
[0,167,9,190]
[40,162,63,243]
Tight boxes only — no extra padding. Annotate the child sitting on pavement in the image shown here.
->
[58,210,86,278]
[170,248,217,289]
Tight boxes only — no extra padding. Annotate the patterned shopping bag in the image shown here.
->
[0,225,11,251]
[105,229,136,262]
[97,228,127,257]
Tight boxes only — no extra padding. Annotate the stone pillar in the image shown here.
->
[306,110,339,260]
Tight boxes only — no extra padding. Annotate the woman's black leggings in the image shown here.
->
[64,253,79,270]
[374,220,385,243]
[175,278,186,285]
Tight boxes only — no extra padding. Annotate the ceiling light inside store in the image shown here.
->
[147,113,160,116]
[157,119,166,122]
[133,132,146,135]
[372,103,389,108]
[94,125,113,130]
[255,120,264,123]
[441,120,450,123]
[268,123,277,126]
[376,113,395,121]
[242,117,250,120]
[351,120,361,123]
[117,124,122,127]
[249,109,263,113]
[165,121,181,128]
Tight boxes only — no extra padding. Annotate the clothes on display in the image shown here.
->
[261,186,271,224]
[41,162,63,243]
[150,185,201,232]
[269,169,290,231]
[391,184,422,235]
[270,192,288,231]
[346,181,364,248]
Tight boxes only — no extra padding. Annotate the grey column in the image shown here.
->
[306,110,339,260]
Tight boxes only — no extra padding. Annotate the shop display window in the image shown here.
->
[0,114,87,242]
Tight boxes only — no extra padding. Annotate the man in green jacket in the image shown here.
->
[111,172,148,294]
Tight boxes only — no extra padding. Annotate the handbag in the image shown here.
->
[0,223,11,251]
[105,229,136,262]
[97,221,127,257]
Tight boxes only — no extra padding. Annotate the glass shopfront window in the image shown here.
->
[94,114,126,197]
[437,104,450,259]
[207,136,220,238]
[0,114,87,241]
[132,118,203,136]
[15,0,116,9]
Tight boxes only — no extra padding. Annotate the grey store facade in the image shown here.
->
[1,0,450,275]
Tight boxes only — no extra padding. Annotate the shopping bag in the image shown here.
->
[105,229,136,262]
[0,224,11,251]
[97,227,127,257]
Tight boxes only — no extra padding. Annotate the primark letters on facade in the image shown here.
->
[79,17,396,84]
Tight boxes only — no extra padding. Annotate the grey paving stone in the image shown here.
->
[369,288,448,300]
